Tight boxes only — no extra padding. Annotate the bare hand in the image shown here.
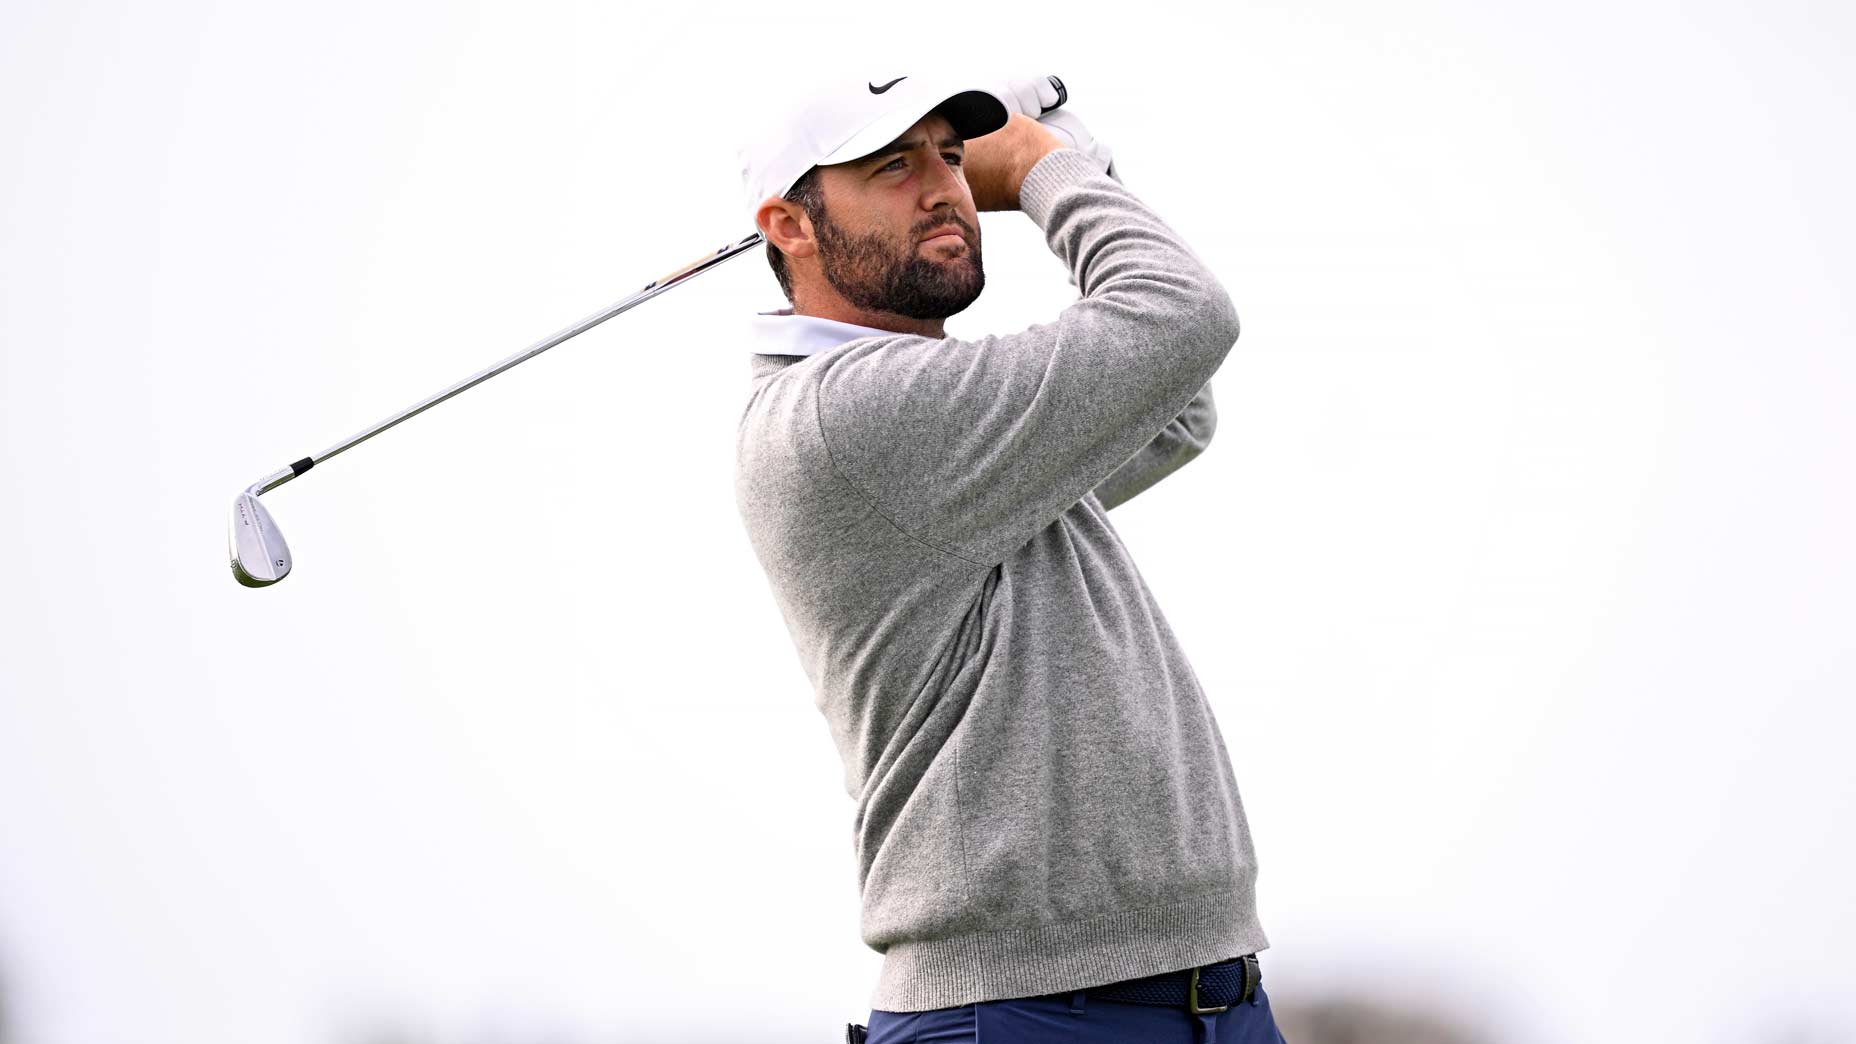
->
[964,113,1065,212]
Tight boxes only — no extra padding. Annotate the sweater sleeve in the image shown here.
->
[1091,378,1217,511]
[810,148,1240,566]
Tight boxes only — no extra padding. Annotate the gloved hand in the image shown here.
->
[991,74,1121,183]
[992,74,1066,119]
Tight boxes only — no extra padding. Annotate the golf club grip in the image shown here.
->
[1041,75,1067,115]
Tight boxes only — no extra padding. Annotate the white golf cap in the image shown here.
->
[736,73,1010,227]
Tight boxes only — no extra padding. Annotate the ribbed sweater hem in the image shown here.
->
[869,881,1269,1012]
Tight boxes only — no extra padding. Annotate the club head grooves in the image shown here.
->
[230,491,292,587]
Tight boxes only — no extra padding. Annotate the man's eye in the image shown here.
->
[882,155,964,171]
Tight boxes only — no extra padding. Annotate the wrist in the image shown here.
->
[1017,148,1115,226]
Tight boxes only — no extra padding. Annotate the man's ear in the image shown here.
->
[757,197,817,260]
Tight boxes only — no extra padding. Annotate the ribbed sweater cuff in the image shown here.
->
[1018,148,1117,229]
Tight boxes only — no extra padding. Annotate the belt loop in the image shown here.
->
[1069,989,1087,1015]
[1241,954,1260,1006]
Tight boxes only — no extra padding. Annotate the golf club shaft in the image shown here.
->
[246,230,767,496]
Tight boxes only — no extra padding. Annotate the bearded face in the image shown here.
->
[811,205,985,322]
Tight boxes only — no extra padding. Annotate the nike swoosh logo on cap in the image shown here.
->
[869,76,906,94]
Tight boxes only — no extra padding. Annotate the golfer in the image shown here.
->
[734,74,1282,1044]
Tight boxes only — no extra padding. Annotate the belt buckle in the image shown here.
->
[1187,965,1230,1015]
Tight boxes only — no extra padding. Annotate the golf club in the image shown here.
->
[231,74,1073,588]
[229,231,765,587]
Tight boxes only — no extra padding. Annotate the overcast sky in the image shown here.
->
[2,2,1852,1042]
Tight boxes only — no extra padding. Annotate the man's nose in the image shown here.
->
[919,151,964,207]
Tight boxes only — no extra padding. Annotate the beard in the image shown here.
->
[813,210,985,321]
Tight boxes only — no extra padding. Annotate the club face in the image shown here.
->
[230,491,292,587]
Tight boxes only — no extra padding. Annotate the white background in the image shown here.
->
[3,2,1852,1042]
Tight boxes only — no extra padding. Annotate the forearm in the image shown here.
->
[1092,379,1217,511]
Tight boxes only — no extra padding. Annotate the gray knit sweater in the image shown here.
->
[733,148,1265,1012]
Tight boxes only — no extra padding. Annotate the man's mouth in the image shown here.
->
[919,225,967,248]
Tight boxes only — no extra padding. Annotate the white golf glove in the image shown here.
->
[993,74,1065,120]
[991,74,1121,183]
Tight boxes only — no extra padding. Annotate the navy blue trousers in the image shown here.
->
[866,981,1286,1044]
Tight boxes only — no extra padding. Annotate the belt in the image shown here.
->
[1087,953,1260,1014]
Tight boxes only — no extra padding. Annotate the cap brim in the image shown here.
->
[816,84,1010,168]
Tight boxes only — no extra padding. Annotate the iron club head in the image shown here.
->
[230,490,292,587]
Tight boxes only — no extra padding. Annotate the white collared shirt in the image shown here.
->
[748,307,899,358]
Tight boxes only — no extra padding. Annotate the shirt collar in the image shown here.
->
[749,307,899,358]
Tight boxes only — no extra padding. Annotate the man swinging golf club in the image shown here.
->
[734,73,1283,1044]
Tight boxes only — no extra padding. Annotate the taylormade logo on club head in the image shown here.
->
[229,490,292,587]
[869,77,905,94]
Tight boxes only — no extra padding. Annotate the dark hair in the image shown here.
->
[765,166,826,305]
